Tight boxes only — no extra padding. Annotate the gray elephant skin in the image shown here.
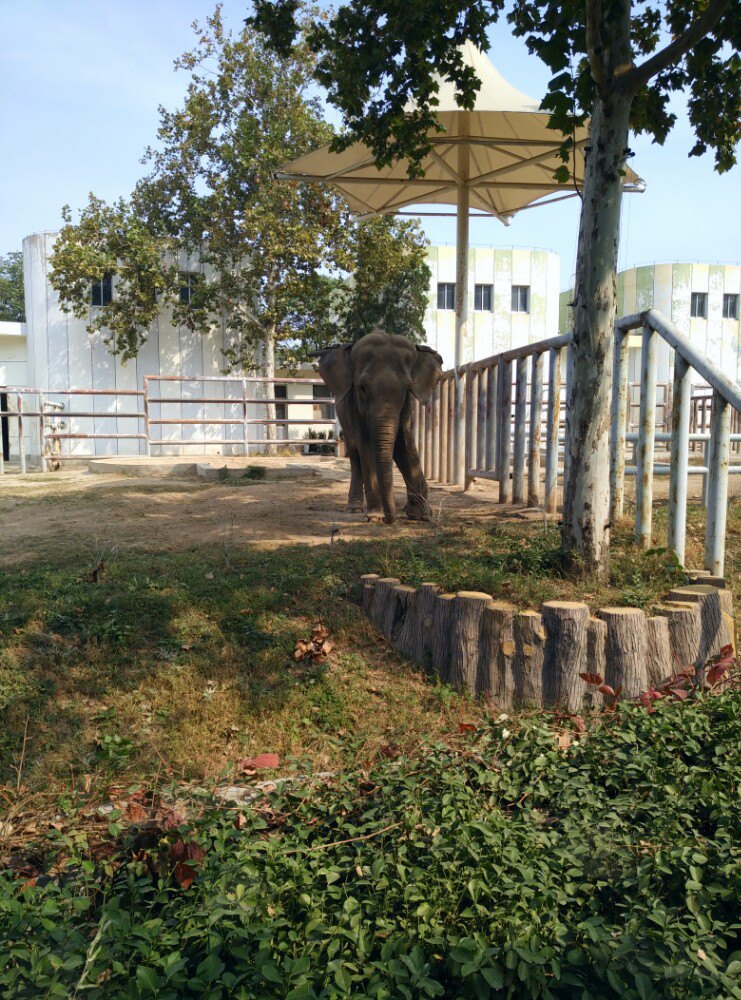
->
[315,330,443,524]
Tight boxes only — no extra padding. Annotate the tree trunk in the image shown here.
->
[562,92,633,577]
[263,327,277,456]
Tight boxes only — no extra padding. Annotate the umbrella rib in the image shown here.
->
[473,141,587,185]
[356,183,459,218]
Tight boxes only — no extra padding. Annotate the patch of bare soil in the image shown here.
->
[0,467,535,565]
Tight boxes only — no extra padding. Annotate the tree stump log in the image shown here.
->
[478,601,517,706]
[360,574,379,617]
[597,607,649,699]
[431,593,456,683]
[449,592,492,694]
[393,587,419,660]
[541,601,589,711]
[646,616,672,687]
[512,610,545,707]
[656,601,702,672]
[369,578,400,633]
[389,585,416,649]
[665,585,732,669]
[584,617,607,710]
[412,583,442,670]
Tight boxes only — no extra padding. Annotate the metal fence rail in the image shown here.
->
[0,375,339,471]
[415,308,741,576]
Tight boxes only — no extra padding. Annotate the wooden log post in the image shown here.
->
[368,577,401,633]
[656,601,702,672]
[449,592,492,694]
[597,607,650,699]
[360,574,380,617]
[479,601,517,706]
[393,587,419,660]
[512,610,545,707]
[411,583,441,670]
[431,593,456,683]
[646,616,672,687]
[389,585,416,648]
[665,585,733,665]
[541,601,589,711]
[584,617,607,710]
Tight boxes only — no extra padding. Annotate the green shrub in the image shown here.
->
[1,691,739,998]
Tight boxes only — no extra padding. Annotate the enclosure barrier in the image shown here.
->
[415,309,740,576]
[0,375,339,470]
[360,572,734,708]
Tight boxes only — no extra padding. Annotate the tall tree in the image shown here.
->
[0,252,25,323]
[339,216,431,343]
[51,6,351,453]
[252,0,738,573]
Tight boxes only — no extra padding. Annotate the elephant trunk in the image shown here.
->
[372,412,400,523]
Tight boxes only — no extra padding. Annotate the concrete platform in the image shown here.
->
[81,454,351,482]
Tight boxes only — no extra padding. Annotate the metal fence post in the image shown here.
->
[17,393,26,474]
[512,357,528,503]
[485,363,497,473]
[635,322,659,548]
[705,392,730,576]
[498,359,513,503]
[528,352,543,506]
[609,324,629,521]
[545,347,562,514]
[667,355,691,564]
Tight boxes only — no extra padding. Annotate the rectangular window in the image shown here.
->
[690,292,707,318]
[511,285,530,313]
[436,282,456,311]
[274,384,288,440]
[722,293,738,320]
[179,271,201,305]
[91,273,112,306]
[313,382,335,421]
[474,283,493,311]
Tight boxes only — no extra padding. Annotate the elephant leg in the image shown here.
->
[346,448,365,512]
[394,421,431,521]
[359,437,385,521]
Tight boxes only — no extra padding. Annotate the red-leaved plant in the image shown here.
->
[580,644,736,713]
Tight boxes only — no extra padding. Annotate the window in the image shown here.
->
[179,271,201,305]
[511,285,530,313]
[436,282,455,311]
[474,283,493,311]
[313,382,335,421]
[722,293,738,320]
[690,292,707,318]
[274,384,288,440]
[91,273,112,306]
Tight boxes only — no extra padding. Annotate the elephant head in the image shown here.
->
[316,330,443,522]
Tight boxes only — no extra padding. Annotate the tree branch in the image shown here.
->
[586,0,609,96]
[621,0,733,94]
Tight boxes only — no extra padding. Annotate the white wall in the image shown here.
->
[423,246,560,370]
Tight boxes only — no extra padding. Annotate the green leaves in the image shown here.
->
[2,691,740,997]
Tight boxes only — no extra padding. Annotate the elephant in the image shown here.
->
[315,329,443,524]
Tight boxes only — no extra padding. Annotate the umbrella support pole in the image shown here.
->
[454,181,470,488]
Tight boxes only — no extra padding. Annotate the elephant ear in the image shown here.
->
[410,345,443,404]
[315,344,353,403]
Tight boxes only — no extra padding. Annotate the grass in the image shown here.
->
[1,497,737,795]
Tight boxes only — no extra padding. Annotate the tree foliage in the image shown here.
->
[0,252,25,323]
[251,0,739,176]
[337,216,432,344]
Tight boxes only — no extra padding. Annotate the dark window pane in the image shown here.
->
[511,285,530,313]
[274,384,288,399]
[437,282,455,310]
[91,273,113,306]
[690,292,707,318]
[313,383,331,399]
[722,294,738,320]
[474,283,492,311]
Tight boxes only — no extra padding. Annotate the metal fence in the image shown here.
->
[414,308,741,576]
[0,376,339,473]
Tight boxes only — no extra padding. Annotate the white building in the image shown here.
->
[559,262,741,385]
[424,245,561,369]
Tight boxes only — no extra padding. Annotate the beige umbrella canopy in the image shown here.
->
[280,42,643,223]
[278,41,644,482]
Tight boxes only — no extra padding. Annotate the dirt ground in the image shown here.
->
[0,456,734,565]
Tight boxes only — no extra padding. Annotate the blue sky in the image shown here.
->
[1,0,738,290]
